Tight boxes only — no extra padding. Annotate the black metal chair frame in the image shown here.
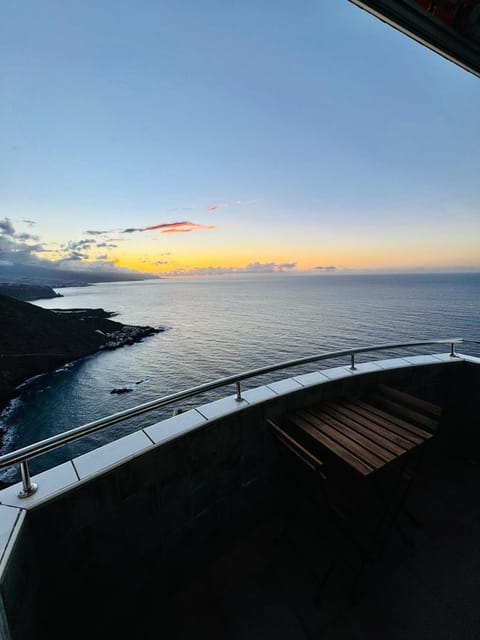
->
[268,415,430,607]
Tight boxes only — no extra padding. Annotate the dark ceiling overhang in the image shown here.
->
[349,1,480,78]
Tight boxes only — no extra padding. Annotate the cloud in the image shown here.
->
[144,221,190,231]
[0,217,159,281]
[19,219,36,226]
[49,258,157,279]
[85,220,217,237]
[62,239,92,251]
[61,250,90,261]
[0,218,49,264]
[16,232,39,241]
[315,265,337,271]
[116,221,216,234]
[207,200,256,211]
[138,257,169,265]
[242,261,296,273]
[96,242,118,248]
[0,218,15,236]
[163,261,296,276]
[166,266,235,276]
[144,221,216,233]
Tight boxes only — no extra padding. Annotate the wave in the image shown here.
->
[15,372,47,390]
[0,395,24,424]
[0,396,23,462]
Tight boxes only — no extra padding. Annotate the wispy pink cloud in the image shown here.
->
[151,222,216,234]
[207,200,256,211]
[144,221,192,231]
[85,221,217,236]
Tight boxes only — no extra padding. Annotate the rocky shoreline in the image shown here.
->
[50,308,163,350]
[100,324,160,349]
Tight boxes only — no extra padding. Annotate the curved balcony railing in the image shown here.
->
[0,338,469,498]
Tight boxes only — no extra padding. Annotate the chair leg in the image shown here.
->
[349,552,370,605]
[276,491,303,544]
[313,538,346,608]
[371,457,423,557]
[399,505,424,530]
[312,488,380,607]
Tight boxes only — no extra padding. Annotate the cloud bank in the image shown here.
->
[0,217,155,280]
[1,215,298,283]
[163,261,296,277]
[0,217,46,265]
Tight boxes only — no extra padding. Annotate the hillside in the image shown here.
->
[0,262,159,286]
[0,295,160,410]
[0,283,63,301]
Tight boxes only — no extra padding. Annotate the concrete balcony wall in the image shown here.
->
[0,356,473,639]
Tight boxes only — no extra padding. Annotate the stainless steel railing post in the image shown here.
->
[350,353,356,370]
[235,381,242,401]
[18,461,38,499]
[450,342,457,357]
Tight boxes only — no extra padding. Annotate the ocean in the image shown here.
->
[1,273,479,481]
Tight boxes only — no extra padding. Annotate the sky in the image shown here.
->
[1,0,479,277]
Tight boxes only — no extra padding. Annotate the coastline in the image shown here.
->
[0,300,164,419]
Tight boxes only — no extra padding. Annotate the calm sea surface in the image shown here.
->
[1,273,479,480]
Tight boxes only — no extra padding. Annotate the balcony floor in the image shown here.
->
[112,427,480,640]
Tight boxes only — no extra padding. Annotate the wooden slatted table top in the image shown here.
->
[286,388,441,477]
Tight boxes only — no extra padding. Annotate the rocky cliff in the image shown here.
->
[0,295,162,411]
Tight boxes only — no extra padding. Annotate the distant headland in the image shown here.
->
[0,261,159,292]
[0,283,63,301]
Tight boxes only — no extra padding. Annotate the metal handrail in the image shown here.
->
[0,338,464,497]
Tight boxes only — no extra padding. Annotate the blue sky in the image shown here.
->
[1,0,479,275]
